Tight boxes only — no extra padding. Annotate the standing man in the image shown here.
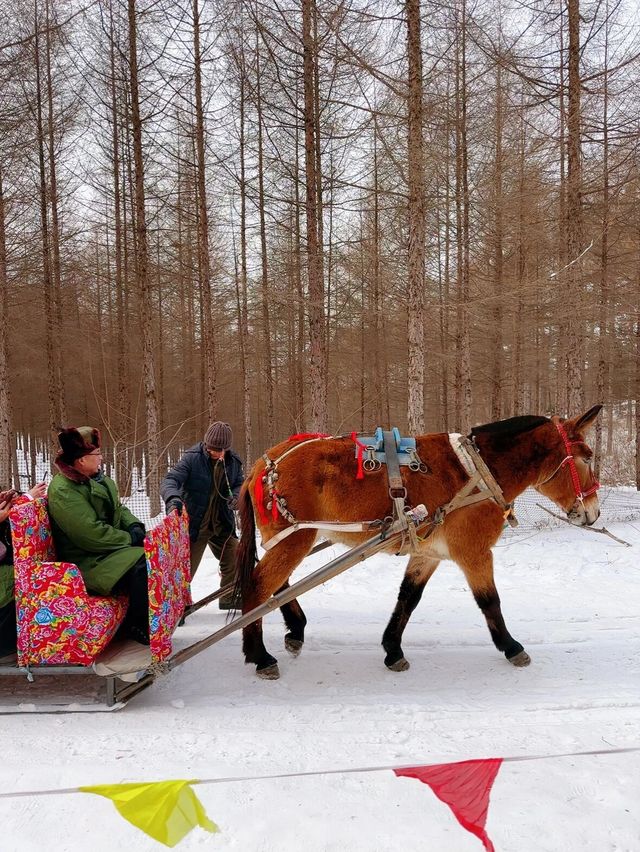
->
[160,422,244,609]
[48,427,150,645]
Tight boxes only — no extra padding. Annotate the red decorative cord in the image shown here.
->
[351,431,367,480]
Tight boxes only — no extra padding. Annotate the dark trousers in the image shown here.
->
[0,601,16,657]
[113,556,150,640]
[189,529,238,585]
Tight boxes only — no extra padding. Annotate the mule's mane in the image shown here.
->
[470,415,549,439]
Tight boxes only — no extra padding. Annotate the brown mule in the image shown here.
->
[235,406,602,679]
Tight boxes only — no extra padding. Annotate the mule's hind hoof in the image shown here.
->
[385,657,410,672]
[508,650,531,667]
[285,637,304,656]
[256,663,280,680]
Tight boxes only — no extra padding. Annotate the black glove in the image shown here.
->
[128,523,146,547]
[166,497,184,515]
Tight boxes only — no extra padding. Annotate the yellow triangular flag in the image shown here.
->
[79,779,218,847]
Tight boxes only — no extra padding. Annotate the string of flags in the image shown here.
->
[0,746,636,849]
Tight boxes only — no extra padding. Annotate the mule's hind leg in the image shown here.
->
[242,530,316,679]
[382,553,440,671]
[457,550,531,667]
[274,581,308,656]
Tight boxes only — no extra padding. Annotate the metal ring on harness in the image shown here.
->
[363,458,381,472]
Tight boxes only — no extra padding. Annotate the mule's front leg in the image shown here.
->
[461,551,531,667]
[382,554,440,672]
[242,616,279,678]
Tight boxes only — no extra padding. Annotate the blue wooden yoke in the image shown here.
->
[355,427,417,466]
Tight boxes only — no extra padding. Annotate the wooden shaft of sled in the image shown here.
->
[167,520,407,671]
[184,540,335,617]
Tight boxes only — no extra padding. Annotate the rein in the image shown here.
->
[538,420,600,502]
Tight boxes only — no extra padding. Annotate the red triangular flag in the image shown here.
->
[394,758,502,852]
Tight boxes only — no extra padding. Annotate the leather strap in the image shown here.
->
[383,430,408,530]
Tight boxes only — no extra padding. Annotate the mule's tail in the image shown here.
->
[235,481,258,604]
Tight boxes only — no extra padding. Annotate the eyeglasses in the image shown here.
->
[87,450,103,457]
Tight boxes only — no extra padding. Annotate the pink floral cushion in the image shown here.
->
[145,509,192,663]
[10,498,127,666]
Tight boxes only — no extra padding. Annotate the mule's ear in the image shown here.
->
[570,404,603,435]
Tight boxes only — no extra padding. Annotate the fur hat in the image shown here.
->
[203,421,232,450]
[57,426,101,464]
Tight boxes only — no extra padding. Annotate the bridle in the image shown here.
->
[539,419,600,504]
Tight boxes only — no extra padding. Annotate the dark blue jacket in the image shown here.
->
[160,443,244,542]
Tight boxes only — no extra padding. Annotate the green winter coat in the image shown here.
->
[47,471,144,596]
[0,565,13,609]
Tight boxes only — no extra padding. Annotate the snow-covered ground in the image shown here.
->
[1,520,639,851]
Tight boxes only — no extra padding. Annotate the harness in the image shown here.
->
[256,430,517,551]
[537,419,600,503]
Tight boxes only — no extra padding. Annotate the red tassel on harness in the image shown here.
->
[288,432,332,441]
[254,475,270,525]
[351,431,366,480]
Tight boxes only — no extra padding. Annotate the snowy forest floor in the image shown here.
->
[1,520,639,851]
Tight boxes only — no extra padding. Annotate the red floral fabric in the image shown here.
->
[9,498,127,666]
[145,508,192,663]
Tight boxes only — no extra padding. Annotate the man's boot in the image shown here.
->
[218,536,240,610]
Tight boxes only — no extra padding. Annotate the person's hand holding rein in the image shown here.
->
[28,482,47,500]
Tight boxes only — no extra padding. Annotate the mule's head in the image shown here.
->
[535,405,602,526]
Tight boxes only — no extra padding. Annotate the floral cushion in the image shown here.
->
[145,509,192,663]
[10,498,127,666]
[9,499,192,668]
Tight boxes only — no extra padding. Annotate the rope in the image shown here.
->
[0,746,636,799]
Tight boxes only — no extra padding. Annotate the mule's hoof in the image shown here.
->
[508,650,531,667]
[285,637,304,656]
[256,663,280,680]
[386,657,410,672]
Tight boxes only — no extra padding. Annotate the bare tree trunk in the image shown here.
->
[594,13,610,478]
[437,83,451,432]
[255,37,274,445]
[359,212,366,431]
[302,0,327,431]
[294,116,305,426]
[372,131,385,426]
[565,0,584,414]
[636,316,640,490]
[454,0,472,431]
[406,0,425,434]
[513,96,526,416]
[34,2,59,466]
[0,166,13,485]
[238,54,252,464]
[193,0,217,420]
[44,0,66,424]
[127,0,160,515]
[634,170,640,488]
[555,8,568,415]
[108,0,128,488]
[490,61,504,421]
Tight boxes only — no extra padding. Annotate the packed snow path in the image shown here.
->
[1,521,638,851]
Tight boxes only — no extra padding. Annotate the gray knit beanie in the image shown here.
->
[204,421,232,450]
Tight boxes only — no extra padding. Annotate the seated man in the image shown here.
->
[47,426,149,645]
